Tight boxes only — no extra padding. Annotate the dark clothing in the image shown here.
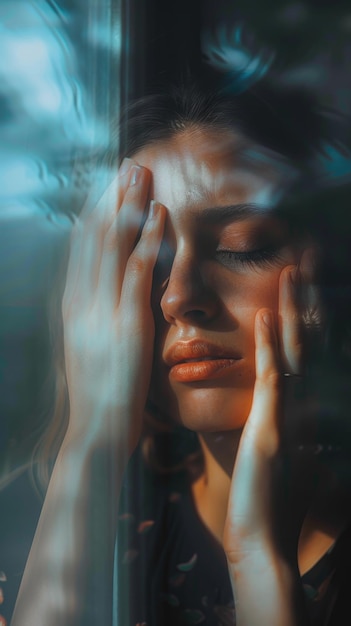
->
[0,453,350,625]
[117,457,234,626]
[117,450,350,626]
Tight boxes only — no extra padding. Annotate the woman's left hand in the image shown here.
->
[223,262,317,626]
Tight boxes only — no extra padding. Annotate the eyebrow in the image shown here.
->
[196,203,271,225]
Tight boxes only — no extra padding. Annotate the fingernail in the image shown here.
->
[119,157,133,177]
[149,200,161,219]
[130,165,143,186]
[262,310,272,328]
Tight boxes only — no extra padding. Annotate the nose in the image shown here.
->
[160,252,220,325]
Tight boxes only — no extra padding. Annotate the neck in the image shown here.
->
[192,430,241,543]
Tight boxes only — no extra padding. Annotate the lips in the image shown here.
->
[164,340,242,382]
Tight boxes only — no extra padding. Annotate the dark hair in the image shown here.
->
[112,80,328,169]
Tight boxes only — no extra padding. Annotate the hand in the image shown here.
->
[61,158,165,455]
[223,262,318,625]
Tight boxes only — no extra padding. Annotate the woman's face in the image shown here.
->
[134,127,300,432]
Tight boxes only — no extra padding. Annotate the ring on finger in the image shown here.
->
[282,372,304,378]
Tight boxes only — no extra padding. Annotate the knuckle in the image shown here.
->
[223,522,261,565]
[127,254,147,274]
[122,185,144,209]
[259,369,280,389]
[224,542,250,566]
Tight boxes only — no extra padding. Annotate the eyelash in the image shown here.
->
[215,246,283,270]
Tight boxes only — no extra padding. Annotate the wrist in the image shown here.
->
[63,404,139,459]
[60,423,129,479]
[227,543,309,626]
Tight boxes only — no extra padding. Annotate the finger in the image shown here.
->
[113,165,151,295]
[119,201,166,314]
[245,309,281,456]
[79,157,133,222]
[279,265,302,374]
[72,163,148,308]
[62,163,133,311]
[225,309,281,547]
[97,187,161,311]
[96,166,151,306]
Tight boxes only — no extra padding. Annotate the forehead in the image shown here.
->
[133,127,286,219]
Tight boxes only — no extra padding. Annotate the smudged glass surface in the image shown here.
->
[0,0,121,221]
[0,0,121,470]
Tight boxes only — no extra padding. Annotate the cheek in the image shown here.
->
[220,268,281,328]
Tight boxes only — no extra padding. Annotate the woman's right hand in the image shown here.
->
[11,158,162,626]
[62,158,165,456]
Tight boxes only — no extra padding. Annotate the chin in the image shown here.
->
[150,382,254,434]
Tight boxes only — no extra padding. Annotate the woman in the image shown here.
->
[9,83,351,626]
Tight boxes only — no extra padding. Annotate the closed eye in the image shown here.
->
[215,246,284,270]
